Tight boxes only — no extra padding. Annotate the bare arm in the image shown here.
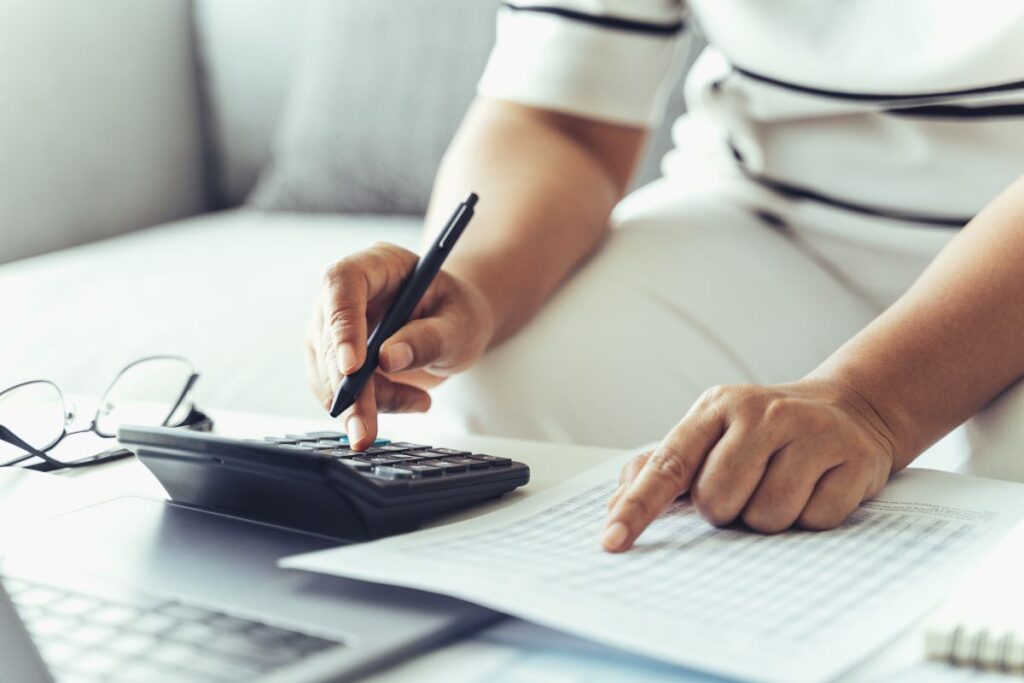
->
[605,176,1024,551]
[816,175,1024,468]
[424,97,647,345]
[306,98,646,446]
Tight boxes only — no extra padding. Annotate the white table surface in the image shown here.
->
[27,405,996,683]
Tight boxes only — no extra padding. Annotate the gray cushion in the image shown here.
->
[250,0,696,216]
[192,0,314,207]
[0,0,206,264]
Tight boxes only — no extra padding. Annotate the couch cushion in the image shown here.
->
[0,210,419,422]
[248,0,698,216]
[0,0,206,264]
[192,0,313,207]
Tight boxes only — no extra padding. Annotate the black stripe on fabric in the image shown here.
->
[888,103,1024,118]
[501,3,684,36]
[726,143,968,227]
[750,173,969,227]
[733,65,1024,104]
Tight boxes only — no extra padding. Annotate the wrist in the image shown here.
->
[803,367,913,473]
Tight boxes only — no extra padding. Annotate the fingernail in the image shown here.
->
[346,416,366,446]
[385,342,413,372]
[338,343,358,374]
[600,521,630,552]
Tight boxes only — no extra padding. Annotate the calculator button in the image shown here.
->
[373,466,414,479]
[442,456,492,470]
[377,444,418,453]
[402,464,443,477]
[355,455,406,466]
[467,454,512,466]
[426,447,470,457]
[263,437,299,444]
[304,431,346,440]
[386,442,429,450]
[277,444,319,453]
[339,460,373,472]
[419,459,467,473]
[372,438,391,446]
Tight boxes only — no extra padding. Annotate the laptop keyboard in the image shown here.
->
[4,576,342,682]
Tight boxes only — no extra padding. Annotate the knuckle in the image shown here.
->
[763,396,795,423]
[698,384,731,407]
[798,504,847,531]
[648,448,694,488]
[741,505,789,534]
[691,485,736,527]
[327,307,362,333]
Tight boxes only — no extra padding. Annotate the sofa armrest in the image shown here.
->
[0,0,207,264]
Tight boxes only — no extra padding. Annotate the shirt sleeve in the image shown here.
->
[478,1,688,128]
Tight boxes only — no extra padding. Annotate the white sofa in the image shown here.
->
[0,1,988,472]
[0,0,695,434]
[1,1,416,422]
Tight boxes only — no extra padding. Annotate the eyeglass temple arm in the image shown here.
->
[162,373,200,428]
[0,425,67,469]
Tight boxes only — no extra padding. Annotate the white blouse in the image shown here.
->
[478,1,1024,227]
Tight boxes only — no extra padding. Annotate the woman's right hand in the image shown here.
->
[305,242,494,450]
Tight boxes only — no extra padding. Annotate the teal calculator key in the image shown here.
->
[373,437,391,445]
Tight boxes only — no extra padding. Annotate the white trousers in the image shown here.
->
[429,171,1024,481]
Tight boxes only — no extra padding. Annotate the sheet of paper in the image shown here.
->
[281,458,1024,683]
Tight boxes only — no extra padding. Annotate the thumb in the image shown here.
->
[379,315,473,376]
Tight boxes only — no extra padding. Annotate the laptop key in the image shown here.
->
[158,601,220,622]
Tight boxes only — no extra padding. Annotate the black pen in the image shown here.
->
[330,192,479,418]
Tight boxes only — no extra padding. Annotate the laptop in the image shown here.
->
[0,472,498,683]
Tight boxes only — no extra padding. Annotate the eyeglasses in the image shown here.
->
[0,355,212,472]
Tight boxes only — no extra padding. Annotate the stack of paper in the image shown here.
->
[282,458,1024,683]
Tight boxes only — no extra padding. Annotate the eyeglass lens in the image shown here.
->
[0,381,65,460]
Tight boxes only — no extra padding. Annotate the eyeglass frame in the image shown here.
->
[0,355,213,472]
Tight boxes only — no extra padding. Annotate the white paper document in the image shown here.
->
[282,458,1024,683]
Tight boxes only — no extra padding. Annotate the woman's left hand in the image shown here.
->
[601,379,899,552]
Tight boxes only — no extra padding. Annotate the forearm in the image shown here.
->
[812,175,1024,469]
[423,98,644,346]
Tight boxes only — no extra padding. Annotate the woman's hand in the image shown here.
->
[601,380,898,551]
[305,243,494,449]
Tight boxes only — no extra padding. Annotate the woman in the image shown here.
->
[305,1,1024,552]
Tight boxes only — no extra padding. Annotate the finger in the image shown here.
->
[690,424,788,527]
[379,314,474,375]
[343,376,378,450]
[607,451,652,510]
[304,337,333,411]
[321,263,369,375]
[373,374,432,414]
[741,443,838,533]
[322,246,419,375]
[602,408,724,553]
[320,323,343,392]
[797,463,870,531]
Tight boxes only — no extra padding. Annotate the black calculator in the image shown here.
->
[117,426,530,541]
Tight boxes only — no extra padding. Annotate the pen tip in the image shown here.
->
[465,192,479,208]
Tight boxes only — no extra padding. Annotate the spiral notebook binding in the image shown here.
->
[926,624,1024,673]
